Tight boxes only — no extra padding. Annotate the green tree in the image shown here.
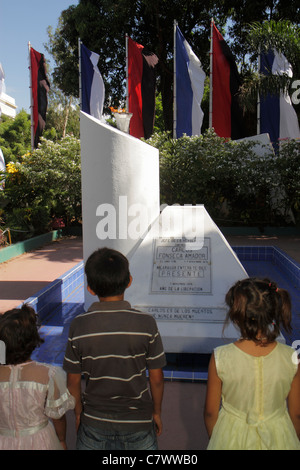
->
[239,20,300,112]
[47,1,300,133]
[0,110,31,163]
[1,136,81,239]
[148,129,299,226]
[221,0,300,67]
[44,90,80,141]
[46,0,228,132]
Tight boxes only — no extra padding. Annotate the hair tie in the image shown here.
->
[269,282,278,292]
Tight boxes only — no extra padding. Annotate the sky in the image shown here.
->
[0,0,79,113]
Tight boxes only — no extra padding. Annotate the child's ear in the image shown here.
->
[87,285,96,296]
[127,275,133,289]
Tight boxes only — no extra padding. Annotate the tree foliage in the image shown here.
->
[46,0,300,133]
[0,111,31,163]
[46,0,228,131]
[239,20,300,111]
[147,130,300,226]
[44,91,80,141]
[0,136,81,239]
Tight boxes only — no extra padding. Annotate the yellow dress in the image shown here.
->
[207,342,300,450]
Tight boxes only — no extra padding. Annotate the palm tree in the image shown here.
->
[239,20,300,112]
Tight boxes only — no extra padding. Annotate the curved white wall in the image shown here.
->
[80,112,160,307]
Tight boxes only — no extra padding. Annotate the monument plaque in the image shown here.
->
[151,237,211,295]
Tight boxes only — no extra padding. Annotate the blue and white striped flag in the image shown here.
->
[260,50,300,143]
[80,42,105,120]
[175,26,206,138]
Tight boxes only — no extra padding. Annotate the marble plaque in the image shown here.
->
[150,236,211,295]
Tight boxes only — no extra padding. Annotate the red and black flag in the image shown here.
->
[30,47,50,148]
[211,22,245,140]
[127,37,158,139]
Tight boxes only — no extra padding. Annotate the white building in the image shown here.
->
[0,93,17,118]
[0,63,17,119]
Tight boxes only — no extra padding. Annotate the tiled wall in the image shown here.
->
[26,248,300,378]
[232,246,300,291]
[26,261,84,321]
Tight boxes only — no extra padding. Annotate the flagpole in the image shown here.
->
[28,41,34,152]
[209,18,214,129]
[126,34,129,111]
[173,20,177,139]
[78,38,82,111]
[257,49,261,135]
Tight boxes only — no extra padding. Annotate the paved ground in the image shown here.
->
[0,236,83,313]
[0,232,299,450]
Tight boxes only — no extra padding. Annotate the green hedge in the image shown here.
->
[0,135,81,241]
[146,129,300,227]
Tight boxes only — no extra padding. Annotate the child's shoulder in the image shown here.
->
[214,343,235,355]
[213,343,236,363]
[275,341,297,360]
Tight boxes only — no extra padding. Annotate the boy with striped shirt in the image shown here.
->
[63,247,166,450]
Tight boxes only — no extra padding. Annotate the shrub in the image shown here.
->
[0,135,81,239]
[147,129,299,227]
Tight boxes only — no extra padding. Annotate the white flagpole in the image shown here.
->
[173,20,177,139]
[78,38,82,111]
[28,41,34,151]
[209,18,213,129]
[126,34,129,111]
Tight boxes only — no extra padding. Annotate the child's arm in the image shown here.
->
[148,368,164,436]
[67,373,82,432]
[204,353,222,438]
[287,364,300,439]
[52,415,67,449]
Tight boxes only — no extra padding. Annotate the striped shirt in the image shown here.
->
[63,300,166,430]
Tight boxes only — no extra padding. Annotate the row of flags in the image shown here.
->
[29,19,300,148]
[175,20,299,142]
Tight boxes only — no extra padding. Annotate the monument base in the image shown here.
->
[154,321,239,354]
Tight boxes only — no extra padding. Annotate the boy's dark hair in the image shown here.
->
[0,304,44,364]
[85,247,131,298]
[224,277,292,343]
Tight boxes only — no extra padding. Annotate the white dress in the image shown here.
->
[0,361,75,450]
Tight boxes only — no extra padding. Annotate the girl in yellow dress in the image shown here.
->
[204,278,300,450]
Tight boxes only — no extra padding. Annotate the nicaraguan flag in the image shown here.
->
[260,50,300,143]
[127,37,158,139]
[211,22,246,140]
[30,47,50,148]
[80,43,105,120]
[175,26,205,138]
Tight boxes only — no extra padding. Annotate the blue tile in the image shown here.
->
[26,253,300,375]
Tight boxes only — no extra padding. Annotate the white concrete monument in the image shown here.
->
[126,205,247,353]
[80,111,248,353]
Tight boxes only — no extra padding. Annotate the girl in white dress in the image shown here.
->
[204,278,300,450]
[0,304,75,450]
